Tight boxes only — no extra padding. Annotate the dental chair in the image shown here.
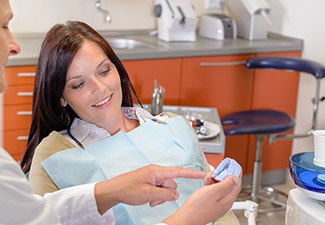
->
[222,57,325,213]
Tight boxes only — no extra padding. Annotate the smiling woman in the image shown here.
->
[20,21,141,173]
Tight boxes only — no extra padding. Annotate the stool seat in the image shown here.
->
[222,109,295,213]
[222,109,295,135]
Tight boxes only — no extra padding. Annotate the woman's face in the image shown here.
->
[60,40,123,128]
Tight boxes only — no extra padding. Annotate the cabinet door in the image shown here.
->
[2,85,33,105]
[180,55,255,170]
[3,129,29,161]
[123,58,182,105]
[246,51,301,173]
[3,104,32,131]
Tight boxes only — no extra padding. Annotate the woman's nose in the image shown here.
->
[8,31,21,56]
[91,78,106,94]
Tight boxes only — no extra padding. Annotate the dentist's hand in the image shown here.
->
[94,165,206,214]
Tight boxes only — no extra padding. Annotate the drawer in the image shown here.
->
[2,129,29,161]
[2,85,33,105]
[2,104,32,131]
[4,66,36,86]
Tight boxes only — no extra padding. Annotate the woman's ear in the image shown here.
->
[60,97,68,107]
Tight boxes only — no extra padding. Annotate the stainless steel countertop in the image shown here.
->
[8,30,303,66]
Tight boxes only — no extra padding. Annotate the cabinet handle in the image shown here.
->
[199,61,245,67]
[17,92,33,97]
[17,111,32,116]
[17,72,36,77]
[17,136,29,141]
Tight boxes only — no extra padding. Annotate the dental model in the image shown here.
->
[212,157,242,181]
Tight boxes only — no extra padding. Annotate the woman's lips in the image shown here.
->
[92,94,113,107]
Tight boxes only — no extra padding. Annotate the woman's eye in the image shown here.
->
[72,82,85,89]
[99,67,111,76]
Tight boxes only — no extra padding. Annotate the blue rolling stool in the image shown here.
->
[222,57,325,213]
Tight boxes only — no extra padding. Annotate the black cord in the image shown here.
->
[67,128,85,150]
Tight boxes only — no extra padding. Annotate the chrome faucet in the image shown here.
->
[151,80,165,116]
[95,0,112,23]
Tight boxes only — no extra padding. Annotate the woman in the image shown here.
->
[21,21,240,225]
[21,21,140,174]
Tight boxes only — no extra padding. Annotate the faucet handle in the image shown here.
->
[94,0,112,23]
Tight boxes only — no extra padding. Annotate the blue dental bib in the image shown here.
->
[42,116,208,225]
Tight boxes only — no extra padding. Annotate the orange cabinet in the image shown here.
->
[179,54,255,169]
[123,58,182,105]
[2,66,36,161]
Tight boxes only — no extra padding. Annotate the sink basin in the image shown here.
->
[108,38,153,50]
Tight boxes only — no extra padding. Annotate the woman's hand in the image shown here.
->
[163,175,241,225]
[94,164,206,214]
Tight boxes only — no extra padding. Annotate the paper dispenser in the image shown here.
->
[227,0,271,40]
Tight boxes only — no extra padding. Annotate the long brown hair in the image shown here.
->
[21,21,141,173]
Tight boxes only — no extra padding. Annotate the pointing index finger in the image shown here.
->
[155,166,206,181]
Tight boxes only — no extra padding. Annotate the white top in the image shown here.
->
[0,146,170,225]
[62,107,156,146]
[0,147,114,225]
